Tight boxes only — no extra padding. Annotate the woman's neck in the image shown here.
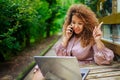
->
[74,34,80,41]
[74,34,81,38]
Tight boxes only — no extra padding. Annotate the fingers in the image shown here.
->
[93,26,102,39]
[98,22,103,29]
[65,24,74,40]
[93,21,103,35]
[93,26,97,36]
[67,28,73,33]
[66,25,73,33]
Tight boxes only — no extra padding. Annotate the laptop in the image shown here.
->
[34,56,89,80]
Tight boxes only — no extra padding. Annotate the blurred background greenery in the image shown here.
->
[0,0,115,61]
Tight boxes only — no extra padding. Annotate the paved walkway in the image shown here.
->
[24,38,61,80]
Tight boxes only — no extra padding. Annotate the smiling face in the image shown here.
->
[71,15,84,35]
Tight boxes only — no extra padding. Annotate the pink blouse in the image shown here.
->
[55,37,114,65]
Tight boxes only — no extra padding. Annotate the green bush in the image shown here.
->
[0,0,80,61]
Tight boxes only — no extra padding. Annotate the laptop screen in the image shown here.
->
[34,56,89,80]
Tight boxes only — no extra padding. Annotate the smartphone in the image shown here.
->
[70,28,73,32]
[70,27,75,36]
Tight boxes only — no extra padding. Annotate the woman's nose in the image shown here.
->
[72,23,79,29]
[74,24,79,28]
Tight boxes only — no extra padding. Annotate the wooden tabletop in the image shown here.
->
[24,39,120,80]
[79,61,120,80]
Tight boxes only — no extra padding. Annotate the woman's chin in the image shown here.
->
[74,31,81,35]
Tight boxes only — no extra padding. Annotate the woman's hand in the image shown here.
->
[65,24,73,40]
[93,22,103,42]
[93,22,105,50]
[62,24,73,47]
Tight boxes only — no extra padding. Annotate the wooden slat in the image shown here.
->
[80,62,120,69]
[89,68,120,74]
[80,62,120,80]
[99,13,120,24]
[86,71,120,79]
[102,39,120,56]
[87,76,120,80]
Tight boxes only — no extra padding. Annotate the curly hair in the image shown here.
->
[63,4,99,47]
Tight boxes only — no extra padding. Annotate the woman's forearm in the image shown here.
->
[95,39,105,50]
[61,37,69,48]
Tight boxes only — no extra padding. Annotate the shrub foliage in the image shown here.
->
[0,0,80,61]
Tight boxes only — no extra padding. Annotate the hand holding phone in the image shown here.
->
[62,24,73,47]
[65,24,74,40]
[70,26,73,32]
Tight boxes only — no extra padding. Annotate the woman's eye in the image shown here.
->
[78,23,83,25]
[72,22,75,24]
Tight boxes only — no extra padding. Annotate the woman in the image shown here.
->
[32,4,114,80]
[55,4,114,65]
